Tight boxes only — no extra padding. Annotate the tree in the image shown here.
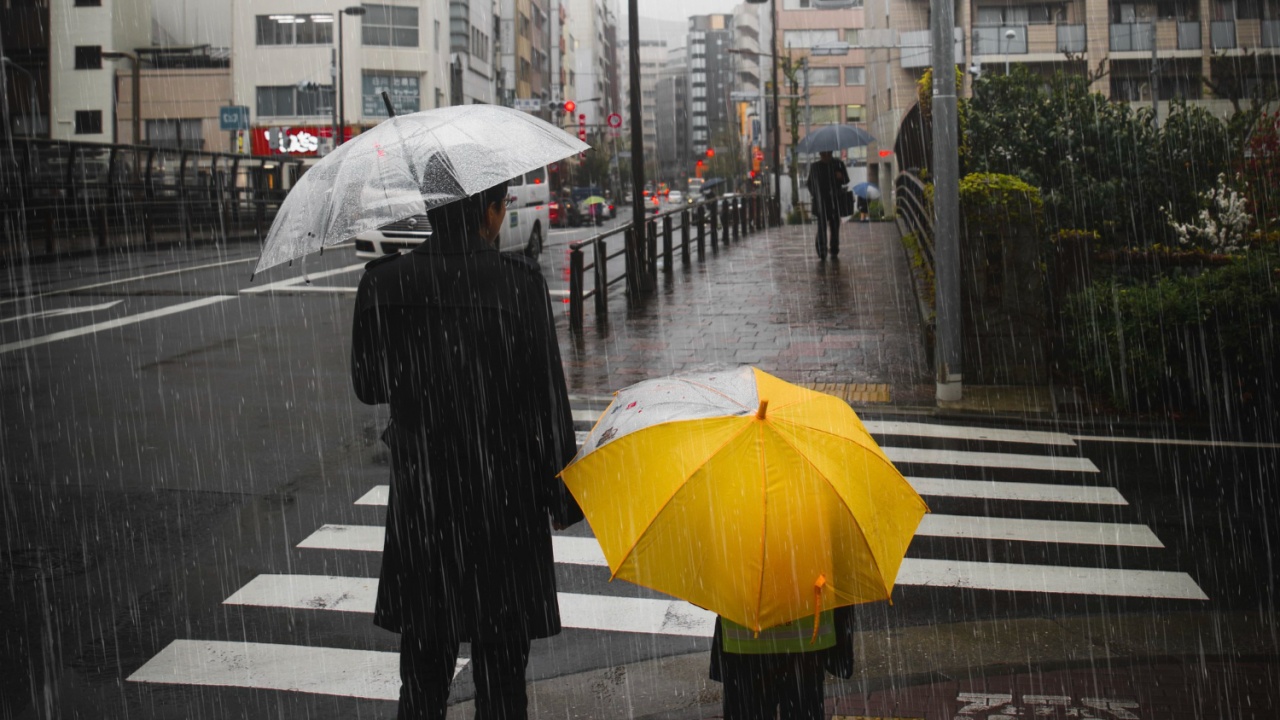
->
[778,52,806,217]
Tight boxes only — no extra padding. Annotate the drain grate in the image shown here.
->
[800,382,891,404]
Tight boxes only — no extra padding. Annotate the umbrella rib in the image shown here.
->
[668,378,753,412]
[761,422,893,601]
[767,414,897,469]
[609,419,756,581]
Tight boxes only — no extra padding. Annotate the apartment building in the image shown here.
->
[862,0,1280,190]
[656,45,691,183]
[688,14,739,156]
[565,0,617,125]
[498,0,553,110]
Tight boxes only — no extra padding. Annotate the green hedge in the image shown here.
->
[1063,258,1279,414]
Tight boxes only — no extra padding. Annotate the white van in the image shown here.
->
[353,166,549,259]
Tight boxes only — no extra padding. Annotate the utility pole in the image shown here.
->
[1150,18,1159,127]
[931,0,963,402]
[627,0,649,297]
[770,0,781,223]
[802,58,811,139]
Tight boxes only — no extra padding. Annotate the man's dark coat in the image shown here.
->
[805,158,850,218]
[351,230,581,643]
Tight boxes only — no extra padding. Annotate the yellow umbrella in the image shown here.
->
[560,366,928,633]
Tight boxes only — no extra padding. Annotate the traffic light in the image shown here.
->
[705,147,715,158]
[563,100,576,114]
[696,160,703,167]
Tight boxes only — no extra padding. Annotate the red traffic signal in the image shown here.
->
[696,159,703,167]
[563,100,576,114]
[705,147,715,158]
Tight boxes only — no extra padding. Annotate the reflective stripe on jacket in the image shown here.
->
[721,611,835,655]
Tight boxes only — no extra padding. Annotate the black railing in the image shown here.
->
[894,171,934,270]
[567,192,768,334]
[1,138,304,260]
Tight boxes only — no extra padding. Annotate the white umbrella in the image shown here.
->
[254,104,589,275]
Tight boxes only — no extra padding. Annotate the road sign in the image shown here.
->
[219,106,250,131]
[514,98,542,112]
[606,113,622,129]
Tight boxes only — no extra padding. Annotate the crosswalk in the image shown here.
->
[126,404,1209,704]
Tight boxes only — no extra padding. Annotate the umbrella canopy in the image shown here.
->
[582,195,608,206]
[795,124,875,155]
[255,105,590,274]
[852,182,881,200]
[560,365,928,633]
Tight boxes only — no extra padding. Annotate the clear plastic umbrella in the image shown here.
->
[794,124,875,155]
[254,104,590,275]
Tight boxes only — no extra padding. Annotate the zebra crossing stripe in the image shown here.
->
[223,574,716,638]
[906,476,1127,505]
[918,514,1162,547]
[356,473,1127,511]
[863,421,1076,446]
[125,639,463,699]
[572,409,600,423]
[883,446,1100,473]
[298,527,1205,600]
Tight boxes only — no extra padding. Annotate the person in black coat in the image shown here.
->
[805,151,850,260]
[351,180,583,720]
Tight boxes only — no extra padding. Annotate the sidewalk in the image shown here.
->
[558,218,936,407]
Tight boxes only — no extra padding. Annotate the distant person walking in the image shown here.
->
[805,150,849,260]
[351,179,583,720]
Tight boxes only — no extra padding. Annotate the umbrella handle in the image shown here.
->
[811,575,826,644]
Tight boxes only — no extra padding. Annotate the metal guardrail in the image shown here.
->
[894,171,934,269]
[1,138,304,259]
[567,192,768,334]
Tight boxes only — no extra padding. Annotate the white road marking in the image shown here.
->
[0,300,122,325]
[572,409,601,423]
[223,574,716,638]
[0,256,256,307]
[1071,434,1280,450]
[0,296,236,355]
[269,285,359,294]
[897,558,1208,600]
[918,514,1162,548]
[883,447,1100,473]
[548,289,571,297]
[907,476,1128,505]
[354,486,388,506]
[126,639,462,699]
[864,421,1075,447]
[240,263,366,294]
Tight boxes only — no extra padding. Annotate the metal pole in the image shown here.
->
[338,13,346,144]
[131,56,140,146]
[770,0,781,223]
[627,0,648,296]
[1150,18,1159,127]
[932,0,963,402]
[331,48,339,152]
[802,59,810,139]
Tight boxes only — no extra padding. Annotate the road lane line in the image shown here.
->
[1,300,122,325]
[0,295,235,355]
[126,639,462,699]
[864,421,1076,446]
[0,256,257,307]
[224,574,716,638]
[906,476,1128,505]
[240,263,366,294]
[883,447,1100,473]
[1071,434,1280,450]
[572,409,600,424]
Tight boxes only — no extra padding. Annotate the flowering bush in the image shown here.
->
[1164,174,1252,254]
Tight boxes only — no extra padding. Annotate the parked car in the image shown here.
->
[665,190,685,209]
[355,167,549,259]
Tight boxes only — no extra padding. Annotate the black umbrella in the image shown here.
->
[795,124,875,155]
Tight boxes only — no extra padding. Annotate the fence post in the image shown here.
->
[569,244,584,334]
[720,200,730,245]
[662,214,673,272]
[731,198,740,243]
[696,205,706,257]
[647,220,658,280]
[709,201,718,248]
[95,206,109,249]
[680,210,691,265]
[594,237,608,320]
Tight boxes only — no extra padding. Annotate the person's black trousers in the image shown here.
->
[720,650,825,720]
[814,211,841,259]
[397,631,532,720]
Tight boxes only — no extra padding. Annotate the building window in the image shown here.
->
[74,110,102,134]
[811,105,841,124]
[364,4,419,47]
[845,104,865,122]
[783,0,812,8]
[364,73,420,117]
[256,85,334,117]
[435,20,441,50]
[783,29,840,49]
[845,29,860,46]
[74,0,102,6]
[147,119,204,150]
[255,14,334,46]
[845,66,866,85]
[808,68,841,86]
[74,46,102,70]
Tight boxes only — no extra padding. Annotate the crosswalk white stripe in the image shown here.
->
[572,409,600,423]
[299,526,1200,599]
[356,478,1127,510]
[906,476,1128,505]
[918,514,1162,547]
[897,558,1209,600]
[883,447,1100,473]
[223,575,716,638]
[125,639,465,700]
[864,421,1076,446]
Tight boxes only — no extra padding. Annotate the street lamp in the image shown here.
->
[336,5,367,145]
[102,50,140,145]
[1003,27,1017,75]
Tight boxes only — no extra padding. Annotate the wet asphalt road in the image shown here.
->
[0,241,1276,718]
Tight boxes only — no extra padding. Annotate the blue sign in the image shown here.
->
[219,105,250,131]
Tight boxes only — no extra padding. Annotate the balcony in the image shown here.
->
[1110,20,1204,52]
[971,24,1086,56]
[973,25,1027,55]
[900,28,964,69]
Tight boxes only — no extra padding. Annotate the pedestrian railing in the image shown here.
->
[1,138,304,260]
[893,171,934,270]
[567,192,768,334]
